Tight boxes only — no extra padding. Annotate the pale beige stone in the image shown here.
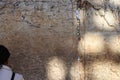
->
[109,0,120,7]
[92,10,116,31]
[91,61,120,80]
[47,57,67,80]
[104,10,118,27]
[70,61,84,80]
[1,0,120,80]
[99,9,105,16]
[78,32,105,55]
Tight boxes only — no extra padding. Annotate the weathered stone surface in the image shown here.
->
[88,61,120,80]
[70,61,84,80]
[77,0,120,80]
[47,57,67,80]
[0,0,120,80]
[0,0,77,80]
[78,32,105,55]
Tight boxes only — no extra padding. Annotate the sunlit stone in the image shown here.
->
[99,9,105,16]
[108,35,120,54]
[93,10,116,31]
[109,0,120,7]
[91,62,120,80]
[83,0,104,6]
[47,57,67,80]
[78,32,105,55]
[70,61,84,80]
[104,10,118,27]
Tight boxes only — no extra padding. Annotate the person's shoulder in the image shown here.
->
[15,73,24,80]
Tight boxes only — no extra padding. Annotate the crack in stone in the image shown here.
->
[23,20,41,28]
[77,0,101,10]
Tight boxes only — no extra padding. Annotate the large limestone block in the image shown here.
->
[46,57,67,80]
[109,0,120,7]
[90,61,120,80]
[84,8,119,31]
[78,32,105,55]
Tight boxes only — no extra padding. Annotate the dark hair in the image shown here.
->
[0,45,10,65]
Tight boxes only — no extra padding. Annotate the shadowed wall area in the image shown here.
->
[0,0,120,80]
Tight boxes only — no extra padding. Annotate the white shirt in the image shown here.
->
[0,65,24,80]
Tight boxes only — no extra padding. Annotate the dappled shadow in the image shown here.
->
[0,0,120,80]
[76,0,120,80]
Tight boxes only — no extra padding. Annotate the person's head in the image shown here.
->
[0,45,10,65]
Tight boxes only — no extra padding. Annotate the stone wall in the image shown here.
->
[77,0,120,80]
[0,0,77,80]
[0,0,120,80]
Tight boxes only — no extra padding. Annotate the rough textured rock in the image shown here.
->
[88,61,120,80]
[46,57,67,80]
[0,0,77,80]
[0,0,120,80]
[70,61,84,80]
[77,0,120,80]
